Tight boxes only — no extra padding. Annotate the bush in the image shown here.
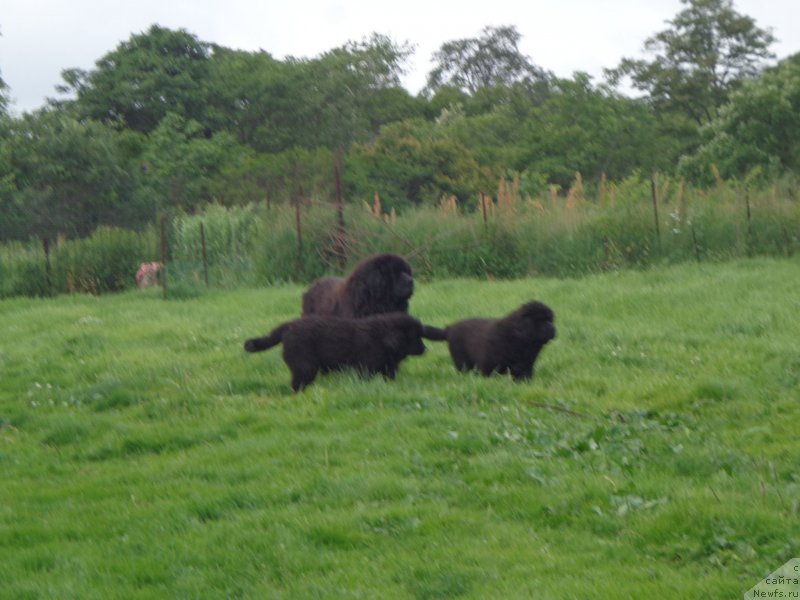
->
[0,240,55,298]
[0,227,159,297]
[51,227,158,294]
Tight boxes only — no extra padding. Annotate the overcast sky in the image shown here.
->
[1,0,798,114]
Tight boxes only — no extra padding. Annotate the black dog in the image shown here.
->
[301,253,414,318]
[434,301,556,381]
[244,313,429,391]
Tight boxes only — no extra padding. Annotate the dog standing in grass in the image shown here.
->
[244,313,437,392]
[301,253,414,318]
[430,301,556,381]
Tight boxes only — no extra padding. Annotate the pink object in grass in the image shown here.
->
[136,262,163,289]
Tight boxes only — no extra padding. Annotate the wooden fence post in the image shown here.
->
[200,222,209,287]
[651,176,661,248]
[295,189,304,280]
[160,214,168,300]
[691,223,701,263]
[745,190,753,256]
[333,161,347,269]
[42,238,52,291]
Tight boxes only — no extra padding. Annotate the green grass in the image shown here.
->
[1,258,799,598]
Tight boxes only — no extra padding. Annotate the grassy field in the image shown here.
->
[1,258,799,598]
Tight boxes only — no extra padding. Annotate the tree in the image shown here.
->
[518,74,676,188]
[608,0,775,125]
[135,113,244,211]
[345,118,490,209]
[679,53,800,182]
[60,25,213,133]
[1,110,135,241]
[297,33,416,148]
[0,76,8,117]
[204,34,416,153]
[425,25,549,97]
[203,48,299,151]
[0,28,9,115]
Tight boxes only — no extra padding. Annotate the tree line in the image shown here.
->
[1,0,798,244]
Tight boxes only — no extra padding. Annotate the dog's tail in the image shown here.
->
[243,322,289,353]
[421,324,448,341]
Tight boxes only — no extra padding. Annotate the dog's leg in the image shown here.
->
[381,363,398,380]
[291,367,317,392]
[511,365,533,381]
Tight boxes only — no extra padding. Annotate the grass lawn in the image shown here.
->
[1,257,799,598]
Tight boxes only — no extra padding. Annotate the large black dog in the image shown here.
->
[433,301,556,381]
[244,313,429,391]
[301,253,414,318]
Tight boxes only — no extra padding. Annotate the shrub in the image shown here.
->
[0,241,53,298]
[50,227,158,294]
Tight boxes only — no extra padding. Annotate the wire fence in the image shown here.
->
[1,173,798,298]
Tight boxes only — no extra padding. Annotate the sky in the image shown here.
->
[1,0,798,114]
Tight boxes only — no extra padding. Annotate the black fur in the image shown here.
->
[244,313,428,391]
[301,253,414,318]
[441,301,556,381]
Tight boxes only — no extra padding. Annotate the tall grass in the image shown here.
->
[0,227,159,297]
[1,172,798,297]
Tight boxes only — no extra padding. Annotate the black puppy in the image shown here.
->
[436,301,556,381]
[301,253,414,318]
[244,313,429,391]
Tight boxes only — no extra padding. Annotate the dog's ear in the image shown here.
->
[513,302,555,340]
[394,270,414,299]
[362,262,393,303]
[363,264,385,288]
[512,316,538,340]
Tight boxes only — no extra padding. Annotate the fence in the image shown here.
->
[1,173,798,298]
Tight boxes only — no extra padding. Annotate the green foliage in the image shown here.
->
[0,240,51,297]
[136,113,245,212]
[169,203,261,288]
[62,26,416,151]
[1,260,799,597]
[0,69,8,116]
[345,118,491,209]
[305,33,416,148]
[679,53,800,182]
[425,25,549,95]
[0,227,157,297]
[203,48,299,151]
[1,9,797,259]
[1,111,137,240]
[63,25,213,133]
[518,75,666,187]
[51,227,158,294]
[609,0,776,125]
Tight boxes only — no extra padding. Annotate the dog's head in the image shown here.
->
[375,254,414,303]
[513,301,556,343]
[347,253,414,316]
